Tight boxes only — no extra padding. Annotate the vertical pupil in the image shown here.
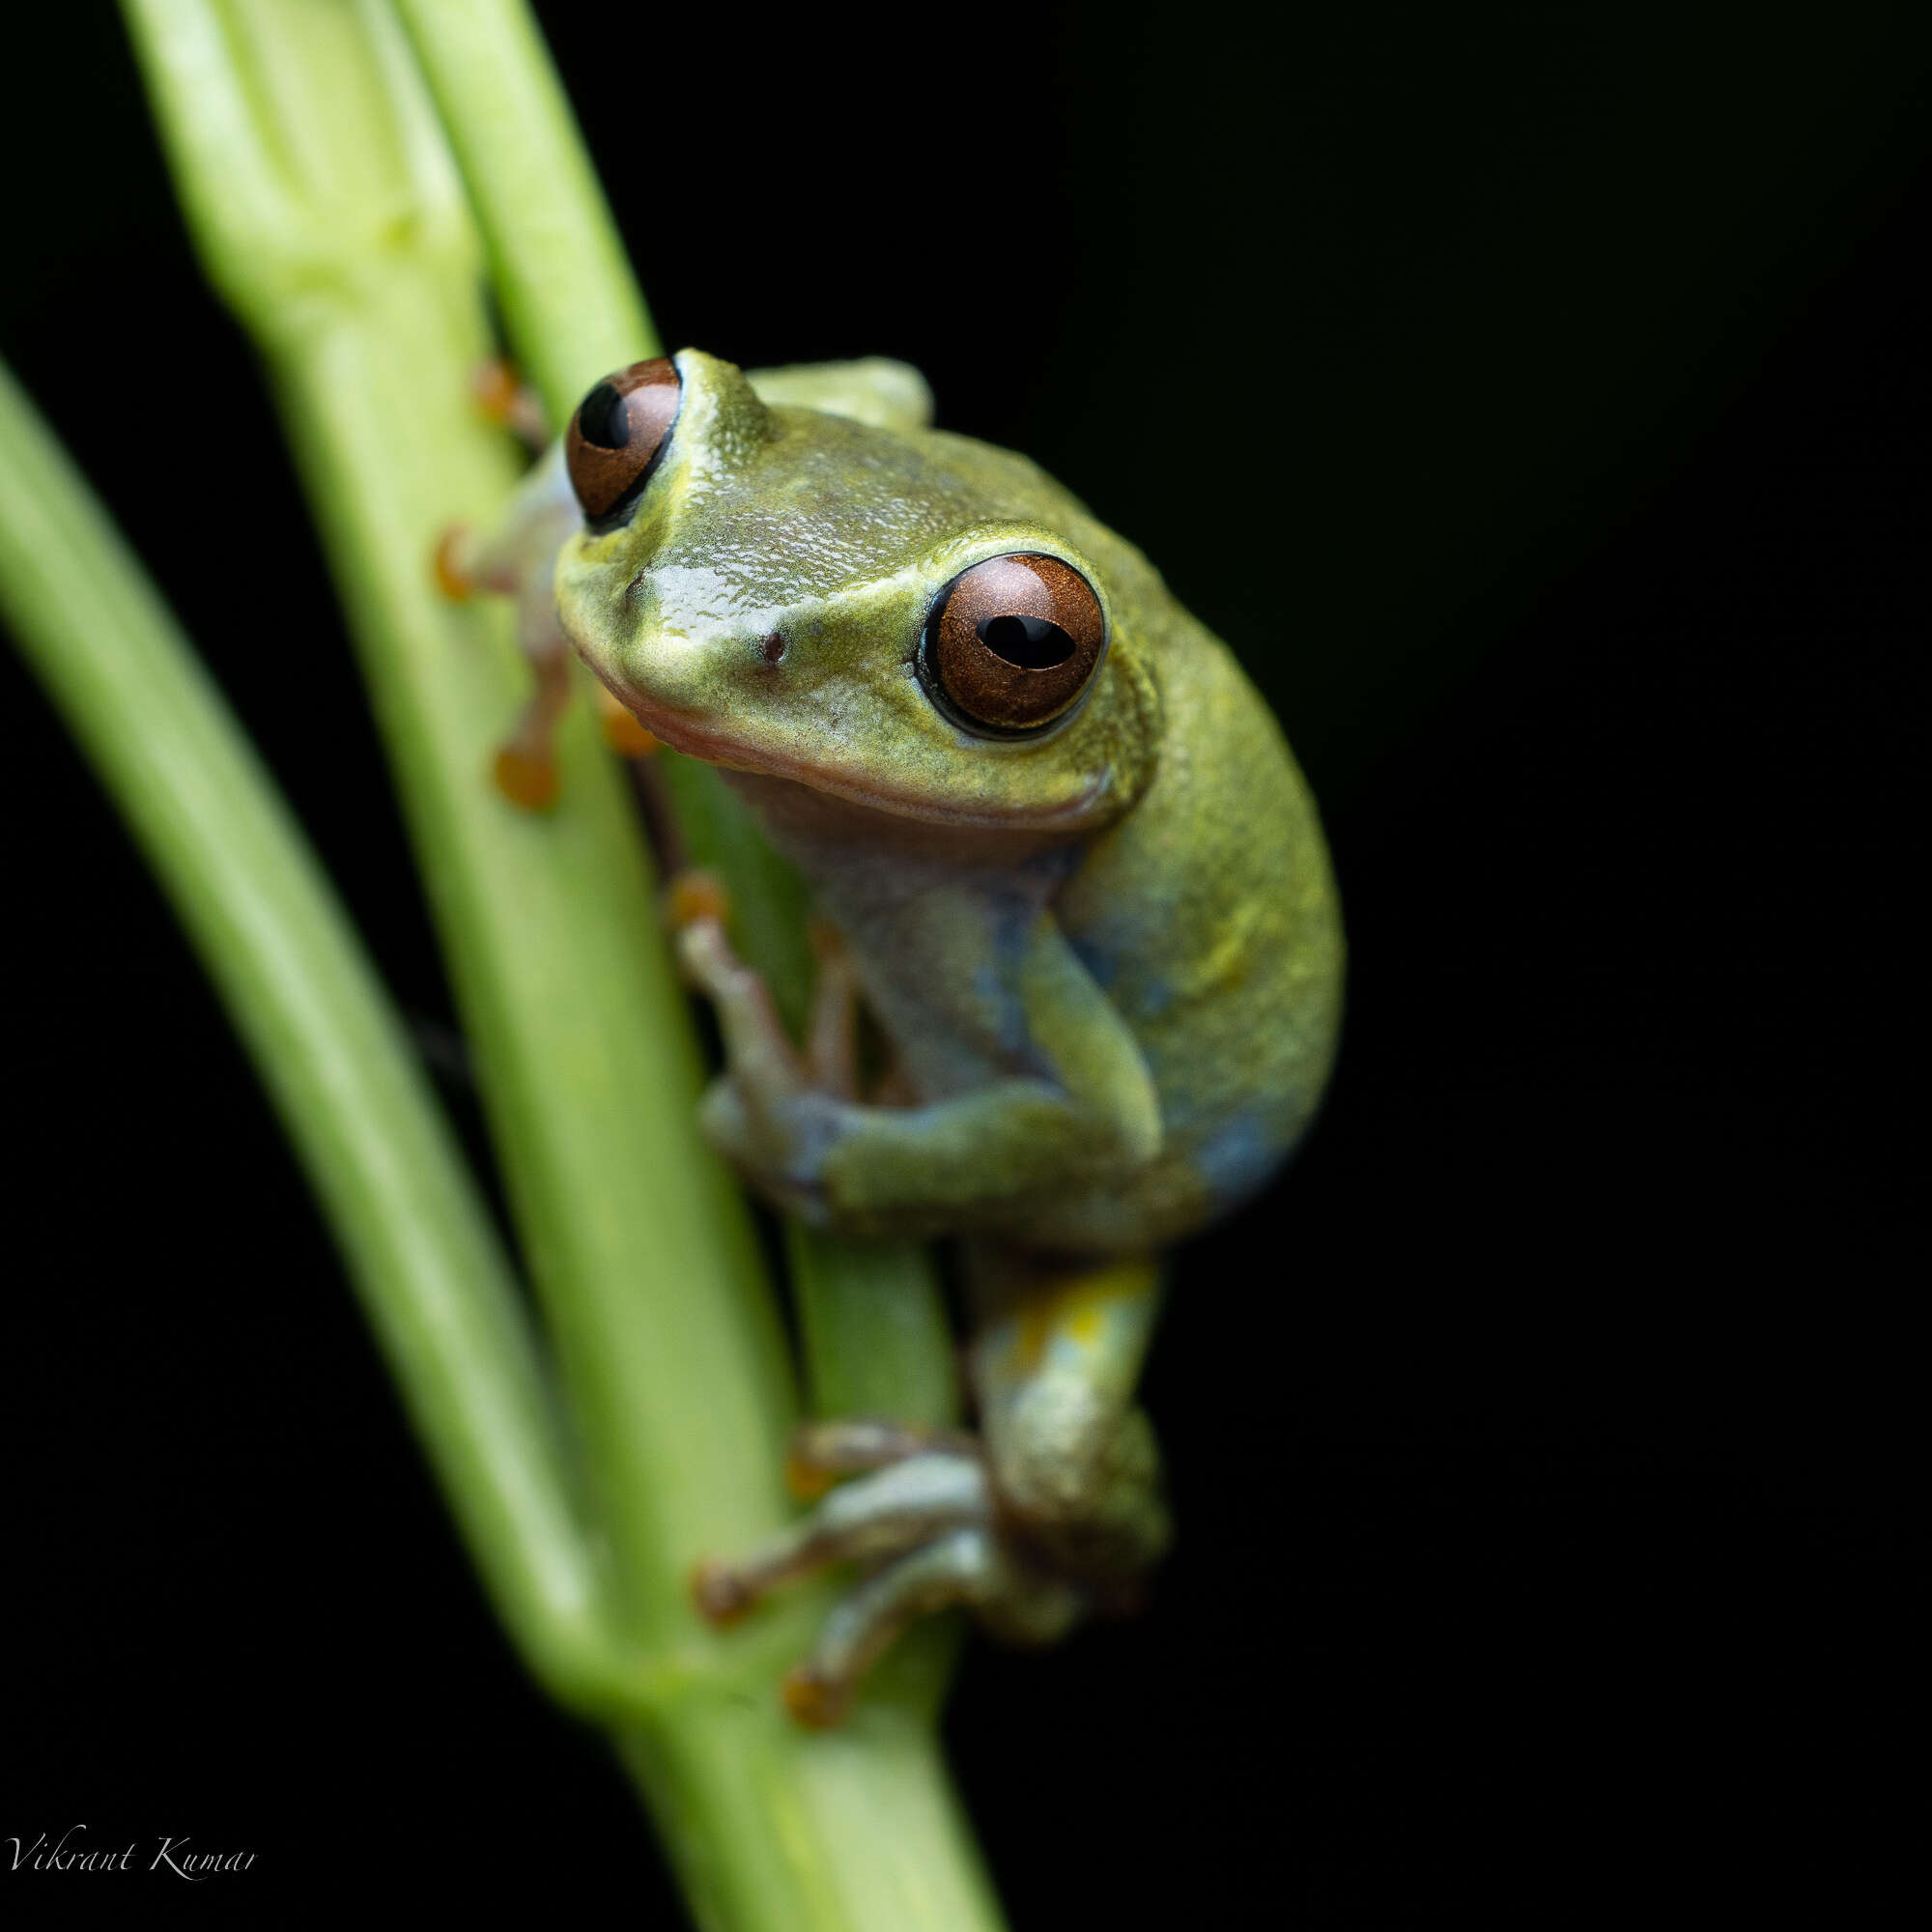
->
[578,382,631,450]
[979,611,1073,669]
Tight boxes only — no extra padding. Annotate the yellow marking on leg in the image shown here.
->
[1002,1260,1153,1378]
[1067,1302,1106,1347]
[1010,1300,1053,1377]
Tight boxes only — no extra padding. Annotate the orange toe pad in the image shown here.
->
[666,868,731,930]
[781,1665,849,1730]
[690,1560,753,1630]
[493,744,558,810]
[595,687,659,758]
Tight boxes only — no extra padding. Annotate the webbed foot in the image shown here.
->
[691,1419,1087,1728]
[693,1255,1171,1727]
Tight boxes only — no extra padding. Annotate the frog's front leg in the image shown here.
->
[669,891,858,1222]
[695,1254,1166,1727]
[436,427,653,809]
[672,883,1162,1237]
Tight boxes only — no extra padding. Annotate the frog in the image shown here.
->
[442,349,1345,1725]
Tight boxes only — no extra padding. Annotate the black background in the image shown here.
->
[1,0,1922,1919]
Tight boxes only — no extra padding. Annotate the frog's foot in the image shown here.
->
[469,355,551,451]
[691,1422,1087,1728]
[431,511,575,809]
[668,892,865,1217]
[595,684,659,759]
[485,661,567,809]
[434,389,648,805]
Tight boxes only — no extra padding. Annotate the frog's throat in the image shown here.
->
[593,674,1114,832]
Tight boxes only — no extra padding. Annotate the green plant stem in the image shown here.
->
[388,4,962,1435]
[374,0,656,424]
[391,0,982,1865]
[617,1704,1005,1932]
[0,356,621,1713]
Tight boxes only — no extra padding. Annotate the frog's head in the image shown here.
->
[554,350,1160,831]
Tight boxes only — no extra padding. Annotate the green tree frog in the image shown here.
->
[447,351,1344,1725]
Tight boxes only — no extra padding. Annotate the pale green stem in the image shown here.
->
[0,357,623,1715]
[369,0,657,422]
[618,1706,1006,1932]
[389,0,980,1847]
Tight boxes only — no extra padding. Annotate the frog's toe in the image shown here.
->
[594,683,659,758]
[433,523,479,601]
[779,1526,1081,1728]
[491,706,561,810]
[783,1417,975,1496]
[469,355,550,449]
[693,1431,1091,1724]
[781,1529,997,1727]
[691,1449,989,1632]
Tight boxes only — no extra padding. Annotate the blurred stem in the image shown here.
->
[0,355,623,1715]
[362,0,659,419]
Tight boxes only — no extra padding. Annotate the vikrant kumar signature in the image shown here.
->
[6,1826,255,1879]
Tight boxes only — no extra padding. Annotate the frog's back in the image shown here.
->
[1033,594,1344,1253]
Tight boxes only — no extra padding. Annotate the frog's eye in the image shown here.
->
[920,554,1107,735]
[565,358,681,526]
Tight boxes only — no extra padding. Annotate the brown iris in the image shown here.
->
[921,554,1106,733]
[565,358,681,525]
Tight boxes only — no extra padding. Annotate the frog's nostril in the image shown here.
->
[758,632,787,665]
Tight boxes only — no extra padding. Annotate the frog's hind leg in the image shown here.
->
[783,1417,966,1496]
[693,1446,988,1626]
[780,1527,1082,1729]
[690,1250,1168,1725]
[692,1444,1083,1728]
[965,1251,1171,1598]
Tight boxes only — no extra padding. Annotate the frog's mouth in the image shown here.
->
[585,664,1113,831]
